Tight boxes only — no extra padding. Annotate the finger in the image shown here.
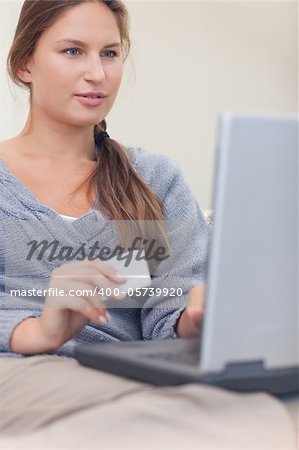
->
[66,296,108,323]
[70,267,127,300]
[177,309,201,339]
[186,308,204,328]
[46,281,109,321]
[91,277,127,300]
[66,272,127,300]
[75,259,127,283]
[50,267,126,301]
[95,261,127,283]
[53,262,126,285]
[188,285,206,309]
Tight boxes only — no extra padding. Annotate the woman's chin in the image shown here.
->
[66,116,104,128]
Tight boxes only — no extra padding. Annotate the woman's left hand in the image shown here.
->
[176,285,205,338]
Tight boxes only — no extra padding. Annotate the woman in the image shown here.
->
[0,4,295,445]
[0,0,209,359]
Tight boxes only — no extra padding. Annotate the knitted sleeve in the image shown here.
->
[0,215,42,355]
[0,295,41,354]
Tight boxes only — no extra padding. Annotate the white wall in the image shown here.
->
[0,1,297,209]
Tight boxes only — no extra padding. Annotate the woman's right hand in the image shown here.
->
[38,259,127,349]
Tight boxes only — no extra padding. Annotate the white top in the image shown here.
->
[59,214,77,223]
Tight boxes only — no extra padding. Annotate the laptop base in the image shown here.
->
[75,338,299,396]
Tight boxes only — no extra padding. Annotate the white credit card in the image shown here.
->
[101,249,151,298]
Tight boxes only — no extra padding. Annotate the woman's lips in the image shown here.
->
[74,95,105,107]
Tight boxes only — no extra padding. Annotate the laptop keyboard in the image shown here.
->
[143,348,200,366]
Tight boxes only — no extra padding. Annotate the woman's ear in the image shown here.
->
[16,61,32,83]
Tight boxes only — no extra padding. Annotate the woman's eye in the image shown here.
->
[102,50,118,58]
[64,48,81,56]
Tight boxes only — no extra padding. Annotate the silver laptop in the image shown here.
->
[75,113,299,395]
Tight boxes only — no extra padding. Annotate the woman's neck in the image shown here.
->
[18,118,96,162]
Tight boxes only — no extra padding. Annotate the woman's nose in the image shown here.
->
[84,56,105,81]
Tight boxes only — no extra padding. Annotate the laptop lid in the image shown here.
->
[200,113,298,373]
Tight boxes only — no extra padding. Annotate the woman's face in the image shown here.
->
[18,1,123,128]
